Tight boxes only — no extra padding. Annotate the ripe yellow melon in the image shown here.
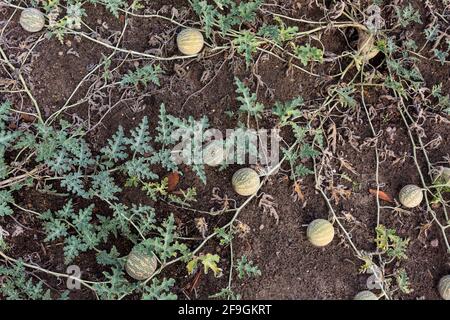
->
[354,290,378,300]
[20,8,45,33]
[232,168,260,196]
[399,184,423,208]
[177,28,204,55]
[125,247,157,280]
[438,275,450,300]
[307,219,335,247]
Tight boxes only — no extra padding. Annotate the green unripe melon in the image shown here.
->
[232,168,260,196]
[399,184,423,208]
[177,28,204,55]
[20,8,45,33]
[307,219,335,247]
[438,275,450,300]
[125,247,157,280]
[354,290,378,300]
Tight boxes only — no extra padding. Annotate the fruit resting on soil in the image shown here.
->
[232,168,260,196]
[177,28,204,55]
[125,246,157,280]
[399,184,423,208]
[20,8,45,33]
[438,275,450,300]
[306,219,335,247]
[203,140,225,167]
[357,29,379,62]
[354,290,378,300]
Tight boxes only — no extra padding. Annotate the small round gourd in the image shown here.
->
[354,290,378,300]
[306,219,335,247]
[399,184,423,208]
[438,275,450,300]
[232,168,260,196]
[125,247,157,280]
[203,140,225,167]
[177,28,204,55]
[357,29,379,61]
[20,8,45,33]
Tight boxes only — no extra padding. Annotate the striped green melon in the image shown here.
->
[203,140,225,167]
[354,290,378,300]
[399,184,423,208]
[232,168,260,196]
[438,275,450,300]
[125,247,157,280]
[306,219,335,247]
[20,8,45,33]
[177,28,204,55]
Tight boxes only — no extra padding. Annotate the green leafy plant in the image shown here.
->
[187,253,223,277]
[210,287,241,300]
[293,44,324,66]
[375,225,409,260]
[120,64,163,87]
[395,4,422,27]
[236,255,261,279]
[235,77,264,119]
[0,261,61,300]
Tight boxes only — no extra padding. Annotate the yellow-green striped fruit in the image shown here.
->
[354,290,378,300]
[203,140,225,167]
[125,247,157,280]
[438,275,450,300]
[20,8,45,33]
[307,219,335,247]
[177,28,204,55]
[399,184,423,208]
[232,168,260,196]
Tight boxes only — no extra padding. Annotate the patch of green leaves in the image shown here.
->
[395,268,413,294]
[236,255,261,279]
[258,17,298,45]
[142,278,177,300]
[210,288,241,300]
[120,64,163,87]
[0,261,53,300]
[187,253,223,277]
[235,78,264,119]
[293,44,324,66]
[191,0,262,38]
[141,214,189,263]
[375,225,410,260]
[101,0,127,18]
[0,190,14,217]
[233,31,261,67]
[395,4,422,27]
[272,97,304,126]
[94,266,137,300]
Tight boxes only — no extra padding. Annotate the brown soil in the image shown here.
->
[1,0,449,300]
